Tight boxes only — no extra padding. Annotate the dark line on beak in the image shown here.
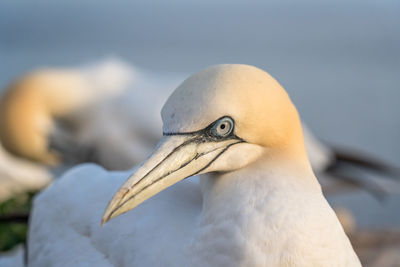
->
[108,140,244,220]
[112,136,198,209]
[192,141,244,176]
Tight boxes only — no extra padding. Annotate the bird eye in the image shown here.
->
[212,117,234,137]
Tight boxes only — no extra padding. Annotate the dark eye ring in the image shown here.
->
[212,117,234,137]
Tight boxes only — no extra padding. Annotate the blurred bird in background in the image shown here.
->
[0,59,133,202]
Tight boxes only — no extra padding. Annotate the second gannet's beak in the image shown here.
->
[102,134,242,225]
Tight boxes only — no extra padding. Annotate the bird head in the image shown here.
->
[102,64,307,225]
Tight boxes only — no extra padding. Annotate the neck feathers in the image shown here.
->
[192,160,359,266]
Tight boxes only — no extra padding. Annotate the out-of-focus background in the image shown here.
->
[0,0,399,264]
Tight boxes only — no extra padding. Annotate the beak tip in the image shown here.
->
[101,192,125,227]
[101,214,108,226]
[101,206,114,226]
[101,212,113,226]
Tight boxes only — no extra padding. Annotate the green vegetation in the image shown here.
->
[0,192,35,251]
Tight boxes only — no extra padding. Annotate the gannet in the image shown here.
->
[29,64,361,266]
[0,58,131,166]
[102,64,361,265]
[0,58,134,202]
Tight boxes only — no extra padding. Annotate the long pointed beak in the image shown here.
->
[102,135,241,225]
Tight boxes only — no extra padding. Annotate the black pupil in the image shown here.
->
[220,124,226,130]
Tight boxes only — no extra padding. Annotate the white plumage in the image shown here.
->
[28,64,361,266]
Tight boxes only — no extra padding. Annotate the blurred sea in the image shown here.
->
[0,0,399,227]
